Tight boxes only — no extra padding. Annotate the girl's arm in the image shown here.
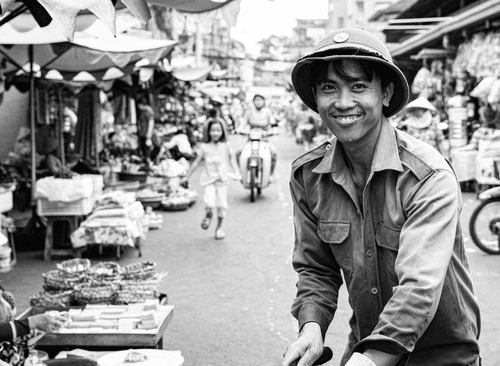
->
[186,154,203,180]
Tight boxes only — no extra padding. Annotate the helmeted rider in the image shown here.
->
[238,94,277,179]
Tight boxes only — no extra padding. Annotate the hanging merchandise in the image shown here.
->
[447,95,469,148]
[411,66,433,98]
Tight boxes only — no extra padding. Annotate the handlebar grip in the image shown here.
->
[312,347,333,366]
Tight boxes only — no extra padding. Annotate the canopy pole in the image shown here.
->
[29,44,36,203]
[57,86,66,165]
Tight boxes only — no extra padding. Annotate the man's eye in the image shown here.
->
[352,83,367,91]
[319,83,336,92]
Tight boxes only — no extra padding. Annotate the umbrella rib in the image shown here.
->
[0,4,28,28]
[0,47,24,71]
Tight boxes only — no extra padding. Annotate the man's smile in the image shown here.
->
[332,114,363,124]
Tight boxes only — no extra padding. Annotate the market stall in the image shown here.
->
[22,258,174,356]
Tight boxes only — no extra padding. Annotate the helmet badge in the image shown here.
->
[333,33,349,43]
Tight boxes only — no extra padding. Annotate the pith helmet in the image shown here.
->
[291,28,410,117]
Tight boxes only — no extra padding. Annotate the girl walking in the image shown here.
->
[186,118,240,240]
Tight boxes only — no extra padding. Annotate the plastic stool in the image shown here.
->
[44,216,85,261]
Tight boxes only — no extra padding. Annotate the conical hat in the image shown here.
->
[406,97,437,112]
[406,110,433,129]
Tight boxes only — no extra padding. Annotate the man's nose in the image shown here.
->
[333,90,355,110]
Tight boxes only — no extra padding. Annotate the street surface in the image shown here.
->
[2,129,500,365]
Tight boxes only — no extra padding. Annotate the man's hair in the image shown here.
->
[311,59,391,90]
[203,118,227,143]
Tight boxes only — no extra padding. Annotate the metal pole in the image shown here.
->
[94,87,101,168]
[57,86,66,165]
[29,44,36,203]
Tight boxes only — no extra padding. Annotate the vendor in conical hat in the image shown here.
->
[403,97,447,155]
[404,97,437,129]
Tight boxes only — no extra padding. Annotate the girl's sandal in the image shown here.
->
[201,214,212,230]
[215,228,226,240]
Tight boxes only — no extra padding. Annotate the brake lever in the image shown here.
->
[289,347,333,366]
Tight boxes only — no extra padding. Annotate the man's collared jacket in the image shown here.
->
[290,119,481,366]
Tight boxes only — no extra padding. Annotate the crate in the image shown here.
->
[450,149,477,182]
[37,197,93,216]
[0,191,13,213]
[475,157,500,185]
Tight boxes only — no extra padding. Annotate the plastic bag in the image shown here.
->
[411,67,432,96]
[488,78,500,106]
[470,76,496,103]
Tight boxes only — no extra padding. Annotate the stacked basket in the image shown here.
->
[32,259,165,307]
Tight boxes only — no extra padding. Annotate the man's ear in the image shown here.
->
[383,82,394,107]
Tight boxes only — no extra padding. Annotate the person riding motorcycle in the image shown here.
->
[238,94,277,179]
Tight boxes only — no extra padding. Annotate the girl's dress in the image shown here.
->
[198,142,234,217]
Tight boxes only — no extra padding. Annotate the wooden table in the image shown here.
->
[18,305,174,357]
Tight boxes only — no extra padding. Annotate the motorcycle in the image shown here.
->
[238,128,276,202]
[469,185,500,254]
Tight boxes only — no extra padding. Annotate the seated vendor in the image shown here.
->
[0,287,68,366]
[156,127,194,162]
[460,103,500,151]
[44,151,100,178]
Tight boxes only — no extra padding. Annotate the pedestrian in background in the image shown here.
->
[402,97,448,157]
[137,99,155,160]
[283,28,480,366]
[186,118,240,240]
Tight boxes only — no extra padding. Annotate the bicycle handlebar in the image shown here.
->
[312,347,333,366]
[289,347,333,366]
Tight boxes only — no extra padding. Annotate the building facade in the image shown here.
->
[327,0,400,35]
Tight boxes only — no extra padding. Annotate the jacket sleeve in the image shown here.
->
[290,166,343,339]
[355,168,459,354]
[0,319,30,341]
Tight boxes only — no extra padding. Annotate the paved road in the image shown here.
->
[3,130,500,365]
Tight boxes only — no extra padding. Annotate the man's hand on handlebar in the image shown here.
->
[282,322,329,366]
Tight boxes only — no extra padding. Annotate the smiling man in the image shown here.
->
[282,28,481,366]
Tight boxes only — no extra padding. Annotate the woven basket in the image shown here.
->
[57,258,91,274]
[30,291,73,307]
[121,261,157,280]
[120,280,160,292]
[73,285,116,305]
[88,262,121,285]
[43,270,85,291]
[113,290,145,305]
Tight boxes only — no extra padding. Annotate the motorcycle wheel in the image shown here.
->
[469,197,500,254]
[250,167,257,202]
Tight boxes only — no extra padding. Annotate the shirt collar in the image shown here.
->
[312,118,404,175]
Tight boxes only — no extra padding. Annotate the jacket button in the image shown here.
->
[325,144,331,151]
[366,249,373,257]
[371,287,378,295]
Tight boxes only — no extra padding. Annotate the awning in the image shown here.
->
[392,0,500,58]
[1,0,238,41]
[0,13,177,82]
[148,0,237,14]
[172,65,214,82]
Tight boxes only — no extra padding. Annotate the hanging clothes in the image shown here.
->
[74,86,101,164]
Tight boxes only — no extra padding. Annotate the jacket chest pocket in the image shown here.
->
[375,222,400,285]
[317,221,352,273]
